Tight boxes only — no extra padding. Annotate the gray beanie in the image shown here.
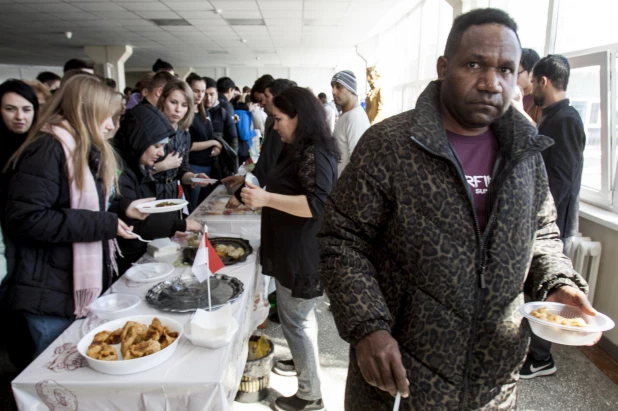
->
[331,70,357,95]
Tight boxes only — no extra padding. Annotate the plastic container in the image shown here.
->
[77,315,183,375]
[89,294,141,320]
[520,302,615,346]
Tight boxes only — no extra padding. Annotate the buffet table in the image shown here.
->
[12,188,266,411]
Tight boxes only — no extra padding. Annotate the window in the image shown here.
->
[554,0,618,54]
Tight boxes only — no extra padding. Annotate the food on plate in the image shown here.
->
[187,234,200,247]
[530,306,588,327]
[248,335,270,361]
[86,342,118,361]
[86,318,179,361]
[126,340,161,359]
[155,201,176,207]
[215,244,245,259]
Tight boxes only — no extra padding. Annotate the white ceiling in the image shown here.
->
[0,0,402,68]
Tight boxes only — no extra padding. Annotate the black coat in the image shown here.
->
[2,135,118,318]
[111,102,186,273]
[538,99,586,240]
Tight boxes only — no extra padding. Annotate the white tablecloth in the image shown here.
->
[12,200,266,411]
[189,185,261,240]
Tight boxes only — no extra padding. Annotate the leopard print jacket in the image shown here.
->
[318,81,588,411]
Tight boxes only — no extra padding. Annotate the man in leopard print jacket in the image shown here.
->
[319,8,594,411]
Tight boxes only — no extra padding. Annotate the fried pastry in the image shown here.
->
[86,343,118,361]
[120,322,147,358]
[106,328,123,345]
[145,318,164,342]
[92,331,111,344]
[126,340,161,359]
[531,306,588,327]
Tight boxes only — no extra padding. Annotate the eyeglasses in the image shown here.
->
[518,70,526,76]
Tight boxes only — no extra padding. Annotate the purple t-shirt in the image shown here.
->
[447,129,498,232]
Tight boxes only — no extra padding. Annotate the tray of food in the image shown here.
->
[182,237,252,266]
[520,302,615,346]
[136,199,188,214]
[76,315,183,375]
[145,273,244,313]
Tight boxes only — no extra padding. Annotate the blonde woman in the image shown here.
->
[152,78,212,199]
[3,74,145,356]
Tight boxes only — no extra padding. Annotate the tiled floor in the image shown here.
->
[235,298,618,411]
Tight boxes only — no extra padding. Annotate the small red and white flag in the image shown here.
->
[191,225,225,283]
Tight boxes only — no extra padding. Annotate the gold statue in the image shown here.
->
[365,66,386,125]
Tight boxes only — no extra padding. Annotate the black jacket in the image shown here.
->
[209,103,238,153]
[2,135,118,318]
[538,99,586,239]
[111,103,186,273]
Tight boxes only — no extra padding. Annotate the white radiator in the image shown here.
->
[569,234,602,306]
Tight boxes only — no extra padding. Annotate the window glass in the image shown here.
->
[555,0,618,53]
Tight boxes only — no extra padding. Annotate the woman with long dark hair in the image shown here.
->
[240,87,340,411]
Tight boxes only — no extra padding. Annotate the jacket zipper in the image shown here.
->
[410,136,535,410]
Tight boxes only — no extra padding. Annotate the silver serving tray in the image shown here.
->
[145,273,244,312]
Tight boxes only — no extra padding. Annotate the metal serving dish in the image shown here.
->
[146,273,244,312]
[183,237,253,266]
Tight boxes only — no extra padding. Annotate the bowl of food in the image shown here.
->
[89,294,142,320]
[520,302,615,346]
[77,315,183,375]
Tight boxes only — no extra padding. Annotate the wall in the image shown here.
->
[0,64,62,84]
[578,217,618,359]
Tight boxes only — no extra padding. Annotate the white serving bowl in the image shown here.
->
[89,294,141,320]
[77,314,184,375]
[521,302,615,346]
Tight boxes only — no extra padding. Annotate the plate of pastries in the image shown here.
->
[77,315,184,375]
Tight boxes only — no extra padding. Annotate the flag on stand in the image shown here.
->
[191,225,225,283]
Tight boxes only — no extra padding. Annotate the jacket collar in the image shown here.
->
[409,81,553,163]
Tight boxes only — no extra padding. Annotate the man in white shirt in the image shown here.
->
[332,70,370,176]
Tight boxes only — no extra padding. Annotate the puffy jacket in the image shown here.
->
[111,103,186,273]
[319,81,588,410]
[2,135,118,318]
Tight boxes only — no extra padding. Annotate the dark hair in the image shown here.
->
[251,74,274,94]
[36,71,61,86]
[62,69,98,83]
[520,48,541,72]
[231,94,242,105]
[148,70,174,92]
[217,77,235,93]
[186,73,204,86]
[273,87,340,160]
[152,58,173,73]
[123,86,132,95]
[317,92,327,100]
[0,79,39,116]
[444,8,520,59]
[532,54,570,91]
[104,78,117,90]
[242,86,251,93]
[234,86,241,92]
[266,79,297,97]
[203,77,217,89]
[63,58,94,73]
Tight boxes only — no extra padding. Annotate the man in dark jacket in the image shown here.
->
[519,54,586,379]
[319,9,594,411]
[111,104,200,273]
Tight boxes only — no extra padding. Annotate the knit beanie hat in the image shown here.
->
[331,70,357,95]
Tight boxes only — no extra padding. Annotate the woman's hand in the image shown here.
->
[117,219,136,239]
[125,197,155,220]
[226,195,241,209]
[210,141,222,157]
[221,175,244,188]
[189,172,213,188]
[240,181,270,208]
[185,219,203,232]
[155,152,182,172]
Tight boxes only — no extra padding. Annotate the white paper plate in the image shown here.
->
[245,172,259,187]
[191,177,218,184]
[521,302,615,346]
[89,294,142,320]
[213,195,231,204]
[136,199,188,214]
[77,315,183,375]
[124,263,174,283]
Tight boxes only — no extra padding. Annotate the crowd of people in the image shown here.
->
[0,6,597,411]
